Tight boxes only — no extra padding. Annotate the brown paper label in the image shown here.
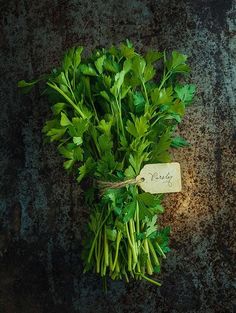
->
[136,162,182,194]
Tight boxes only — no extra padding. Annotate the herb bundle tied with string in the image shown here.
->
[18,40,195,287]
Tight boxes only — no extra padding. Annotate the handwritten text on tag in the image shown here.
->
[136,162,182,194]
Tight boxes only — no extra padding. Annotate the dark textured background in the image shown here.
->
[0,0,235,312]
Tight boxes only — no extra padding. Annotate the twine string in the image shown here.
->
[97,177,144,195]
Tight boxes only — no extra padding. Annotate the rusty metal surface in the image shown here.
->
[0,0,235,312]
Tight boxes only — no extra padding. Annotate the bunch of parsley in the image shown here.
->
[18,40,195,286]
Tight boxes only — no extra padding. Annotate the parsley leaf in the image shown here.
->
[175,84,196,105]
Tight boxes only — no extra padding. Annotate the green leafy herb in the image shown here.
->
[171,136,190,148]
[18,41,195,287]
[175,84,196,105]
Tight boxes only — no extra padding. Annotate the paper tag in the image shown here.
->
[136,162,182,194]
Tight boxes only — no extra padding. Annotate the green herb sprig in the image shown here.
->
[18,40,195,287]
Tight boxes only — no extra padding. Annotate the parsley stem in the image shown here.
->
[115,258,120,273]
[148,239,160,266]
[128,246,132,272]
[90,97,99,123]
[137,273,162,287]
[115,97,126,139]
[144,239,153,275]
[95,239,98,260]
[141,79,150,106]
[123,268,129,283]
[109,251,113,271]
[135,200,140,240]
[88,208,111,264]
[65,72,77,104]
[158,71,172,91]
[104,226,109,267]
[96,230,102,273]
[112,231,122,271]
[130,219,139,270]
[47,82,86,119]
[125,222,137,265]
[155,241,166,259]
[147,259,153,275]
[73,69,76,90]
[102,257,105,275]
[129,219,136,250]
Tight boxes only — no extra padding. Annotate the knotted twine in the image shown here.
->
[97,177,145,196]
